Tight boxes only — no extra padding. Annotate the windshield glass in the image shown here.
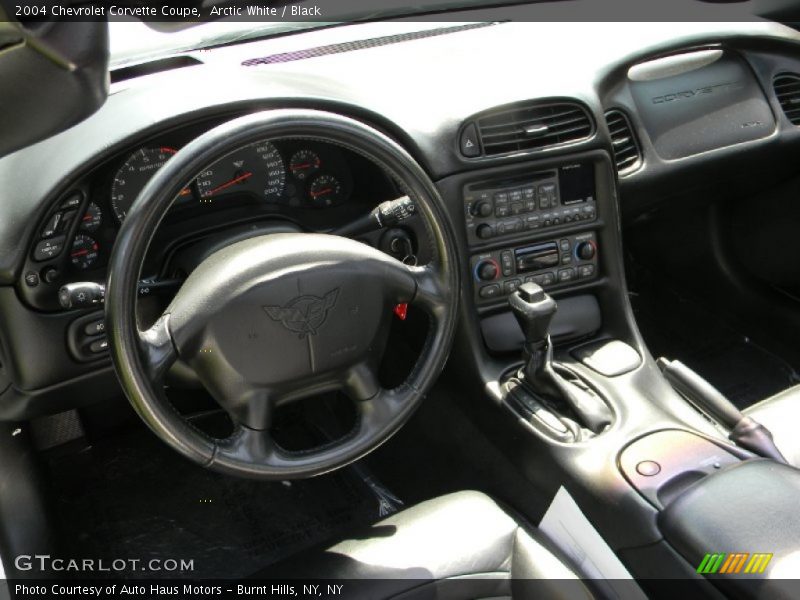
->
[107,0,524,67]
[109,20,337,67]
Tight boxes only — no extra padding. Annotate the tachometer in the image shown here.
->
[110,147,179,222]
[196,141,285,202]
[70,234,99,270]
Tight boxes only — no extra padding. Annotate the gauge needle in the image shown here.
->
[310,188,332,199]
[71,249,89,257]
[205,171,253,196]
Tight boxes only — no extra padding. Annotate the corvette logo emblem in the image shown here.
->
[263,288,339,338]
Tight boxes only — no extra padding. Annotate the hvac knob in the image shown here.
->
[576,241,596,260]
[476,224,494,240]
[476,260,499,281]
[471,201,493,218]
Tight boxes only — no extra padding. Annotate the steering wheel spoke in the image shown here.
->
[341,360,382,401]
[137,314,177,382]
[406,263,448,320]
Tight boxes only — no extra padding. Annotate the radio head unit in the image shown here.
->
[463,162,597,246]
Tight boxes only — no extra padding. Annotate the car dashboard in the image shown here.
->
[2,18,800,419]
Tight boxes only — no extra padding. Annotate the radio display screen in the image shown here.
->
[558,163,595,206]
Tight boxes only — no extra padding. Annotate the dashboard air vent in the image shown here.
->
[473,101,593,157]
[604,109,642,174]
[773,73,800,125]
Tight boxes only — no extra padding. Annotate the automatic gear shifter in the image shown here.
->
[509,282,612,434]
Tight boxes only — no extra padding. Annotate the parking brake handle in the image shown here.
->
[657,358,788,464]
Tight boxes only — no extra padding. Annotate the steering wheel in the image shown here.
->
[105,110,459,479]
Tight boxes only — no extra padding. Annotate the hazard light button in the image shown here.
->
[460,123,481,157]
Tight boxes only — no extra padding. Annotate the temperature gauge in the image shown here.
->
[289,150,321,181]
[308,174,344,207]
[70,234,99,270]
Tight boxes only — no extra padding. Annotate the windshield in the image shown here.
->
[109,19,337,66]
[107,0,531,67]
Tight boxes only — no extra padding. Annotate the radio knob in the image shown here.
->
[471,201,493,218]
[576,241,596,260]
[476,260,499,281]
[476,224,494,240]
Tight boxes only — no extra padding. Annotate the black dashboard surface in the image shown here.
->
[2,18,800,405]
[2,20,800,285]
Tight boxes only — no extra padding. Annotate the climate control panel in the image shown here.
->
[470,232,599,304]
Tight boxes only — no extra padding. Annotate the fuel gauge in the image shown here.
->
[308,174,344,207]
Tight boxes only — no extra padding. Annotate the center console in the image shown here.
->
[463,162,600,306]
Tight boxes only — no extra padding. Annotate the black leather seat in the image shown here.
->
[745,385,800,467]
[257,490,594,599]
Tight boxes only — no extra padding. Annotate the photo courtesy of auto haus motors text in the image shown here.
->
[3,0,800,598]
[13,584,345,597]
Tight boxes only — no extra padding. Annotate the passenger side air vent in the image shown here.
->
[604,109,642,174]
[773,73,800,125]
[466,101,594,157]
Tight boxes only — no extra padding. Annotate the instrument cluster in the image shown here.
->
[22,126,398,312]
[58,139,357,273]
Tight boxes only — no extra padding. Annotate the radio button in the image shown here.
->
[495,205,510,218]
[525,215,541,230]
[476,224,494,240]
[510,203,524,215]
[494,192,508,203]
[471,200,493,217]
[479,284,501,299]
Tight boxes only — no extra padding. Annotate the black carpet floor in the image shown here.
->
[46,429,382,578]
[629,273,800,410]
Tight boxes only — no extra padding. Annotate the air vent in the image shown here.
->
[472,101,594,157]
[773,73,800,125]
[604,109,642,174]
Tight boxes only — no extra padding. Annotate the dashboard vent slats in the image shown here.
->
[604,109,642,174]
[472,101,594,157]
[774,73,800,125]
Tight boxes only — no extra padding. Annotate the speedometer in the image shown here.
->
[196,141,285,202]
[110,147,179,222]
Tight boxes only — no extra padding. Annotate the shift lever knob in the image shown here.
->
[509,282,557,346]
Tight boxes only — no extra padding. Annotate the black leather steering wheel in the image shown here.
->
[105,109,459,479]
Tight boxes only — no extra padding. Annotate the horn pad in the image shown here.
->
[165,233,416,400]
